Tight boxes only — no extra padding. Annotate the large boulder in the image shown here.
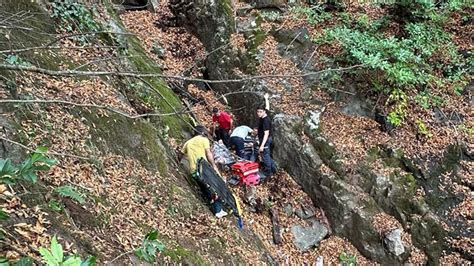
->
[272,109,461,263]
[272,111,398,263]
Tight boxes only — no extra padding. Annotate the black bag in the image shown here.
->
[197,158,240,217]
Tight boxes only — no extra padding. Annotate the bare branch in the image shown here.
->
[0,136,89,160]
[0,99,186,119]
[0,25,33,31]
[0,63,366,84]
[72,55,139,70]
[0,31,134,54]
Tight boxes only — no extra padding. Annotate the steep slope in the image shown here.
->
[0,1,268,264]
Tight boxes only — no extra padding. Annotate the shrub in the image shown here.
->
[316,15,466,125]
[134,230,165,263]
[290,4,332,25]
[50,1,101,43]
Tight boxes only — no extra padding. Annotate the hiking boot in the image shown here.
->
[215,210,228,218]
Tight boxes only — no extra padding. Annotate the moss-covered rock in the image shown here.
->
[77,109,169,174]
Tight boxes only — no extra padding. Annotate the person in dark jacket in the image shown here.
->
[256,106,277,176]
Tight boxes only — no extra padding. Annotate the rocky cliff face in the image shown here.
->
[169,0,473,264]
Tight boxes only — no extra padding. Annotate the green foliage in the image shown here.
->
[48,199,63,212]
[55,185,85,204]
[0,209,9,220]
[414,90,443,109]
[339,251,356,266]
[134,230,165,263]
[290,5,331,26]
[50,1,100,42]
[458,124,474,136]
[320,25,457,87]
[404,23,454,59]
[39,236,95,266]
[441,0,474,12]
[4,55,32,67]
[260,11,282,22]
[0,147,56,184]
[386,89,408,127]
[0,256,33,266]
[316,8,469,125]
[416,120,433,138]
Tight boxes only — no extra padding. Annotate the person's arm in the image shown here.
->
[177,149,184,162]
[178,143,187,162]
[205,148,219,171]
[264,93,270,111]
[211,115,217,137]
[229,116,234,131]
[259,130,269,152]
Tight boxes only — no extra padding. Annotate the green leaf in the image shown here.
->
[34,146,48,154]
[31,164,52,172]
[13,257,33,266]
[55,185,85,204]
[80,256,96,266]
[145,230,158,241]
[62,256,81,266]
[48,199,63,212]
[0,209,9,220]
[5,54,18,65]
[0,256,8,265]
[20,171,37,183]
[0,159,17,179]
[0,176,16,185]
[39,247,57,265]
[50,236,63,263]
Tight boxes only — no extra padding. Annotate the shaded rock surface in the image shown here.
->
[291,221,328,251]
[248,0,287,9]
[384,229,405,256]
[170,1,471,263]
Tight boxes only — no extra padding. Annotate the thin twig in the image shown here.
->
[107,250,134,265]
[72,55,139,71]
[0,90,263,119]
[0,63,366,84]
[0,31,134,54]
[0,99,189,118]
[0,136,89,160]
[304,49,318,70]
[284,31,302,55]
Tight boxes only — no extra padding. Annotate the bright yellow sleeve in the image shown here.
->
[202,137,210,150]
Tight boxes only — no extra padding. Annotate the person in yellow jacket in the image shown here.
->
[180,125,228,218]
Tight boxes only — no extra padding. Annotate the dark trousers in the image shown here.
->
[215,128,230,147]
[260,137,277,175]
[230,136,245,158]
[192,172,222,214]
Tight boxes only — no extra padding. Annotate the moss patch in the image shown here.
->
[78,109,169,174]
[159,238,208,265]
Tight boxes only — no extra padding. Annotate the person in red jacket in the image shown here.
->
[211,107,233,147]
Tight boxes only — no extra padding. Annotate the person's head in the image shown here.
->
[256,105,267,118]
[194,125,207,136]
[212,107,221,116]
[251,127,258,136]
